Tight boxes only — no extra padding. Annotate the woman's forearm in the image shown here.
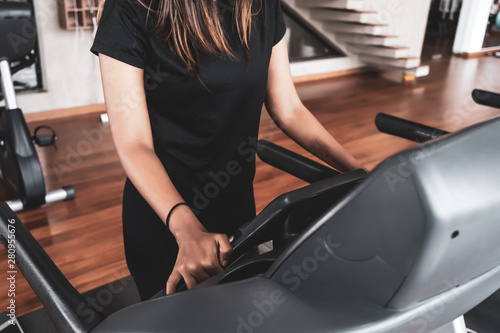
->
[275,104,364,173]
[115,139,205,238]
[264,40,363,173]
[99,53,204,238]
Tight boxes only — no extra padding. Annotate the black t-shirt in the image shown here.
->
[91,0,286,231]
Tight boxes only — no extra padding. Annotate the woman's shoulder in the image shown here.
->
[262,0,282,11]
[100,0,150,21]
[259,0,285,22]
[104,0,148,10]
[92,0,152,68]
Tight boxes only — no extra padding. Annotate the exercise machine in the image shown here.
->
[375,112,500,332]
[0,1,75,211]
[472,89,500,109]
[376,88,500,143]
[375,113,449,143]
[375,89,500,143]
[171,140,365,293]
[2,113,500,332]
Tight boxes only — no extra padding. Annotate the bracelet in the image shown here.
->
[166,202,189,229]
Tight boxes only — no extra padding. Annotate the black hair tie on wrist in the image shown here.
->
[166,202,189,229]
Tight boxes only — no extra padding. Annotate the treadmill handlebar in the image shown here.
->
[375,113,449,143]
[257,140,341,183]
[472,89,500,109]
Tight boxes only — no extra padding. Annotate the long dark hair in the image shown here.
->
[99,0,259,73]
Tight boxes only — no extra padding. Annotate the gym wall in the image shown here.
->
[16,0,104,114]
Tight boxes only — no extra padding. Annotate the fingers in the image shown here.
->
[182,272,200,291]
[190,263,212,284]
[167,264,213,294]
[166,270,182,295]
[217,234,233,268]
[167,232,233,295]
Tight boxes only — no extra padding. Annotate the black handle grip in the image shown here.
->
[375,113,449,143]
[257,140,341,183]
[472,89,500,109]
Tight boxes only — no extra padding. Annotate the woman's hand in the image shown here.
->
[166,206,232,294]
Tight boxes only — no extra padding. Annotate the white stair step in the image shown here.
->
[381,66,430,83]
[358,54,421,69]
[404,66,430,77]
[295,0,365,11]
[324,22,394,36]
[334,33,401,46]
[348,45,410,58]
[311,9,385,25]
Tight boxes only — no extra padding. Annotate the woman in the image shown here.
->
[92,0,363,301]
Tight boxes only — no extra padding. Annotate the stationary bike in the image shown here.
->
[0,1,74,211]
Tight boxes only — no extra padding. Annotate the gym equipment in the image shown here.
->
[472,89,500,109]
[375,89,500,145]
[2,115,500,333]
[167,140,354,293]
[256,140,342,182]
[170,140,353,293]
[375,113,449,142]
[0,2,75,211]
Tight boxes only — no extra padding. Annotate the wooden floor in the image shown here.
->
[1,54,500,317]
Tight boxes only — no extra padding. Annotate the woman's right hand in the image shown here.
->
[166,205,232,294]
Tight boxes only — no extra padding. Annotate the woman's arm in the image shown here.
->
[264,38,364,173]
[98,54,232,294]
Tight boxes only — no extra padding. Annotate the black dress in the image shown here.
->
[91,0,287,300]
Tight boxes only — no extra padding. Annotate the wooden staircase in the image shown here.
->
[287,0,431,74]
